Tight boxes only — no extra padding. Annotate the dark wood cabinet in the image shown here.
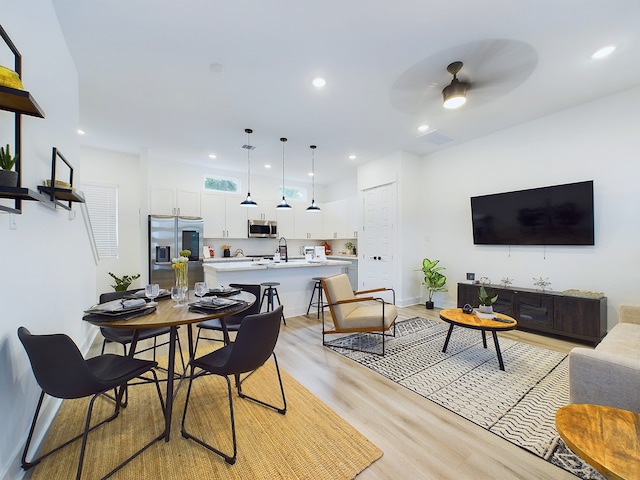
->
[457,283,606,345]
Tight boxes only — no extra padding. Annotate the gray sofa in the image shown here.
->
[569,304,640,412]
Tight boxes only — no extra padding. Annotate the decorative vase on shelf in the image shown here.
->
[0,170,18,187]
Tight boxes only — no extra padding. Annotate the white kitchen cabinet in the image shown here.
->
[246,197,277,222]
[294,200,324,239]
[348,197,362,238]
[150,187,201,217]
[276,203,295,239]
[201,192,247,238]
[323,199,349,239]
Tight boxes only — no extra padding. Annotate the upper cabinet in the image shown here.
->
[200,191,246,239]
[323,198,360,239]
[294,200,324,239]
[246,197,277,221]
[150,187,200,217]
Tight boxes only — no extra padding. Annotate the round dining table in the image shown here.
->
[83,289,256,442]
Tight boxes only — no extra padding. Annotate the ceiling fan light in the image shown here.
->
[442,80,468,109]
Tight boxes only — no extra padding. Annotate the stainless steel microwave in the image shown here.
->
[248,219,277,238]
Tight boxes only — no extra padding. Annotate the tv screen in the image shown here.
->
[471,181,594,246]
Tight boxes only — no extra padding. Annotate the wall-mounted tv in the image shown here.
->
[471,181,594,246]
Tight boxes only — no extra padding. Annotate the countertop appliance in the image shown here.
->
[248,219,277,238]
[148,214,204,289]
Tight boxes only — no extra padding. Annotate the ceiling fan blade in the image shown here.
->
[389,39,538,115]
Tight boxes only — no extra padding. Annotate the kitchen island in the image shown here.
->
[203,258,351,318]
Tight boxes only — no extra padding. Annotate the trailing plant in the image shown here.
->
[478,285,498,306]
[418,257,447,302]
[0,144,17,170]
[108,272,141,291]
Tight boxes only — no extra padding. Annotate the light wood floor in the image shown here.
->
[93,304,590,480]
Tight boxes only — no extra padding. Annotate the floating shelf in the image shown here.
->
[0,186,51,213]
[0,85,44,118]
[37,185,85,211]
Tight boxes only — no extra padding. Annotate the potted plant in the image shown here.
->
[418,257,447,309]
[108,272,141,291]
[478,285,498,313]
[0,143,18,187]
[345,241,355,255]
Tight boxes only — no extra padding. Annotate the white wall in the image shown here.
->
[418,86,640,328]
[79,147,144,298]
[0,3,94,478]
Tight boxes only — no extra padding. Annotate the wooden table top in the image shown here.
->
[439,308,517,331]
[555,404,640,480]
[84,291,256,329]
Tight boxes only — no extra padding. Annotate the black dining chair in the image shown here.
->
[98,290,185,373]
[194,283,262,349]
[18,327,165,480]
[181,306,287,465]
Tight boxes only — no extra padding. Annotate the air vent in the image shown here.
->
[419,130,454,145]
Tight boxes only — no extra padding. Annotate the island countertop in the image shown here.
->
[203,259,351,317]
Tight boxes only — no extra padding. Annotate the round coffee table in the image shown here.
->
[439,308,517,370]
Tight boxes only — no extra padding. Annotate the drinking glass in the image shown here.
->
[194,282,208,303]
[171,285,183,307]
[145,283,160,306]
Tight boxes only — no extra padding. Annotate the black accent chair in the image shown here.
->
[98,290,185,373]
[18,327,165,480]
[181,306,287,465]
[194,283,262,348]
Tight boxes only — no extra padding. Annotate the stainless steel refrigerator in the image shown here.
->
[148,215,204,289]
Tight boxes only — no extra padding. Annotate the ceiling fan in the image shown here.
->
[389,39,538,115]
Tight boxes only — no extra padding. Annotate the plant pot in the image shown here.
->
[425,301,434,310]
[0,170,18,188]
[478,305,493,314]
[223,248,231,257]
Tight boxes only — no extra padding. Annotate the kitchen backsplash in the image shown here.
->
[203,237,356,258]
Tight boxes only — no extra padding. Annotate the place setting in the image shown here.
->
[187,282,245,313]
[82,283,170,322]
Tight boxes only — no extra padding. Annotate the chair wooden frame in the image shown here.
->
[321,274,398,356]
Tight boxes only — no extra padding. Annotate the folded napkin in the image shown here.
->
[198,296,236,306]
[123,298,147,308]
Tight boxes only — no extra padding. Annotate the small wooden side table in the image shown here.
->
[555,403,640,480]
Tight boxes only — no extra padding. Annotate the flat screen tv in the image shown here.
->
[471,181,594,246]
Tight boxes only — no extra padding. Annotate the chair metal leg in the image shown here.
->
[181,367,238,465]
[237,353,287,415]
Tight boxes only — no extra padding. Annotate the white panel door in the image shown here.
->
[361,183,396,290]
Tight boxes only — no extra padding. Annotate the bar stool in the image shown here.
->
[260,282,286,325]
[306,277,327,319]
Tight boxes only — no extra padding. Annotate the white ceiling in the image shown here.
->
[51,0,640,185]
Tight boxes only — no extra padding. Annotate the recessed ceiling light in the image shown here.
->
[77,129,85,135]
[264,164,271,169]
[348,154,357,160]
[208,154,217,159]
[312,77,326,88]
[417,124,430,133]
[592,45,616,59]
[308,171,314,177]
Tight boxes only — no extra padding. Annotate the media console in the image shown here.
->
[457,283,607,345]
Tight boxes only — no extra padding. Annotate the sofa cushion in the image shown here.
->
[596,323,640,361]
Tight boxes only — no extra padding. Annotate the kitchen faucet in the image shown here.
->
[278,237,288,262]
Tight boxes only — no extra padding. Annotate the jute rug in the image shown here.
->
[28,351,382,479]
[326,317,606,480]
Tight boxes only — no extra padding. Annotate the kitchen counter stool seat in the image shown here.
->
[306,277,327,319]
[260,282,286,325]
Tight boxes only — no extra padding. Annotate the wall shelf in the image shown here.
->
[0,23,46,214]
[0,85,44,117]
[37,186,84,211]
[0,186,51,213]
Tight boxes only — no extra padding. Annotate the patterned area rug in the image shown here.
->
[326,317,605,480]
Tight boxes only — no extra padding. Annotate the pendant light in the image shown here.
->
[240,128,257,207]
[306,145,321,212]
[276,137,291,209]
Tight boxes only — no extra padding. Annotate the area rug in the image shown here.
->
[28,356,382,480]
[325,317,605,480]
